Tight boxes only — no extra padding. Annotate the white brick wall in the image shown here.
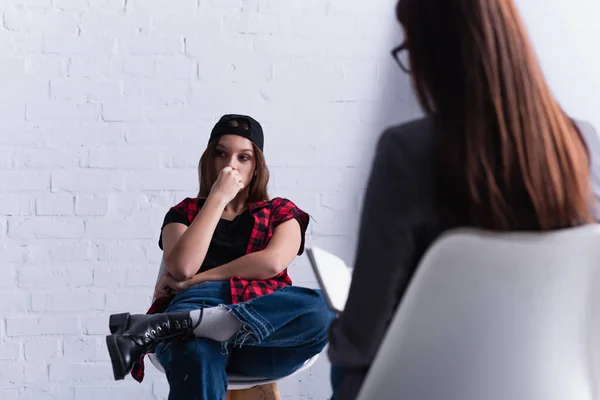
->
[0,0,410,398]
[1,0,597,399]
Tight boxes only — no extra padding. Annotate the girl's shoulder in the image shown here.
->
[264,197,310,229]
[268,197,303,212]
[167,197,206,223]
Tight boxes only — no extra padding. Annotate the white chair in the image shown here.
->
[147,260,320,391]
[306,246,352,314]
[356,224,600,400]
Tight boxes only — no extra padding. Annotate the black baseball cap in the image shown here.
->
[208,114,264,152]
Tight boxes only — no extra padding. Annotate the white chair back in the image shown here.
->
[357,225,600,400]
[307,246,352,313]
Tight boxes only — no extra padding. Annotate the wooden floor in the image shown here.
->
[225,383,281,400]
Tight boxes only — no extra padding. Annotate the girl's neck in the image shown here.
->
[225,193,249,214]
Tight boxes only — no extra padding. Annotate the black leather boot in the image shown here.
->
[109,312,146,334]
[106,310,201,380]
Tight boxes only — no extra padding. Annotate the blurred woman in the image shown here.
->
[328,0,600,398]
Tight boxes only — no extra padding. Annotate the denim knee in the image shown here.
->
[277,286,335,340]
[299,288,336,337]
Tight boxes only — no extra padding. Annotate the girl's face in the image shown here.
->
[214,134,256,190]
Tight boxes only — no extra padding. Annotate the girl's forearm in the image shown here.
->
[189,249,282,284]
[165,194,228,280]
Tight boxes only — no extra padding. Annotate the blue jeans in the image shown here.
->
[155,281,335,400]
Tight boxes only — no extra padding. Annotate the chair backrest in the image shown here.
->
[306,246,352,313]
[357,224,600,400]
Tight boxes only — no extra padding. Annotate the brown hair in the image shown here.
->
[197,140,270,203]
[396,0,593,230]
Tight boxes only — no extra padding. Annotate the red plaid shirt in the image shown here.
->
[131,196,309,382]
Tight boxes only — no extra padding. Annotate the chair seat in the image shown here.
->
[148,352,319,391]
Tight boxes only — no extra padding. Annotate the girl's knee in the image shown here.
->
[299,307,335,346]
[285,287,335,334]
[308,294,336,327]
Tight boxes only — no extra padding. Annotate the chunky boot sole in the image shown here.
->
[109,313,131,334]
[106,334,127,380]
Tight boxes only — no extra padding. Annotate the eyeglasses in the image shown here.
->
[391,42,410,74]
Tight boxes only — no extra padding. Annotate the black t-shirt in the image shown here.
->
[159,199,254,274]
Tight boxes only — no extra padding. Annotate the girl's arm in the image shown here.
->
[184,218,301,285]
[161,194,226,281]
